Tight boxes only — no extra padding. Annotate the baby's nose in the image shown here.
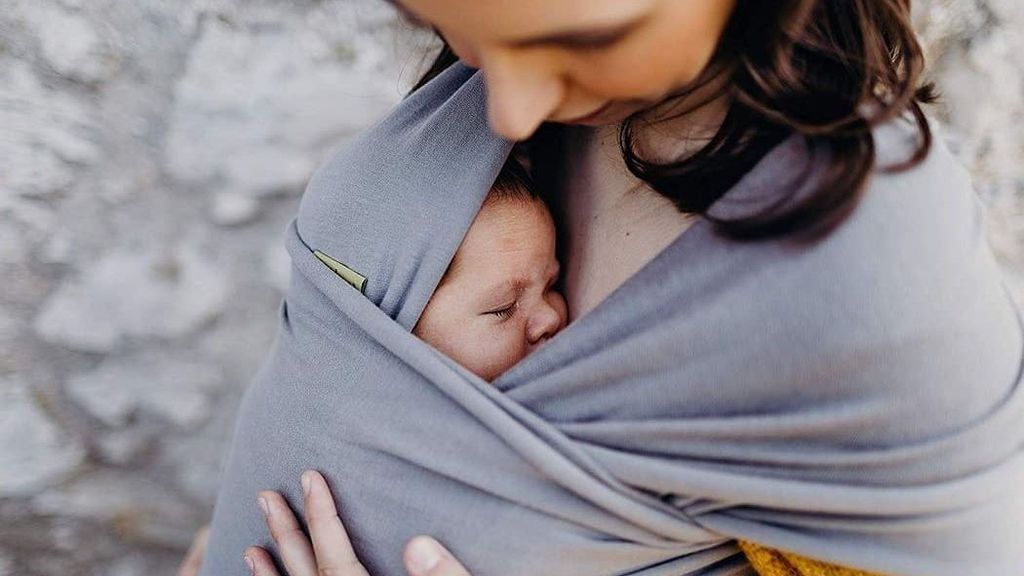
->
[527,300,566,345]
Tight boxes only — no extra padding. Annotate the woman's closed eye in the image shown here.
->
[553,31,627,52]
[505,14,647,53]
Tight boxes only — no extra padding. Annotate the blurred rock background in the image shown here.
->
[0,0,1021,574]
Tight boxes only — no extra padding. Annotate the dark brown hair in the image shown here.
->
[488,154,538,207]
[397,0,938,242]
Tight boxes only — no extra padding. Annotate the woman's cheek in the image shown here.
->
[568,48,687,102]
[569,13,729,99]
[445,33,481,68]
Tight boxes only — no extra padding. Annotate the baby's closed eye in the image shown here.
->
[485,301,517,320]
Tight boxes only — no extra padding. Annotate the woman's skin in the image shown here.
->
[178,0,741,574]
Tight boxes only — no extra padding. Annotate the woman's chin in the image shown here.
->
[554,99,658,128]
[552,101,614,125]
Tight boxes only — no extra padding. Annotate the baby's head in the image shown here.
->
[413,156,568,382]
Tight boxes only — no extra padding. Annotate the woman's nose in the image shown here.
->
[479,49,564,141]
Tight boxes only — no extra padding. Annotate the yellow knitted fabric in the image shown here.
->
[739,540,885,576]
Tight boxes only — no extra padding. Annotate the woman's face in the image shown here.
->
[396,0,738,140]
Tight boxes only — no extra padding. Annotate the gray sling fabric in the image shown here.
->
[199,62,1024,576]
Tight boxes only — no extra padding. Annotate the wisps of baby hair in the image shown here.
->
[484,152,541,209]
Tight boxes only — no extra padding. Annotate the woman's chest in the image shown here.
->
[556,128,697,323]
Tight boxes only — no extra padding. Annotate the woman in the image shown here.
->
[182,0,1024,574]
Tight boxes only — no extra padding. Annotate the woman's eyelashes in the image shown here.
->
[560,30,629,52]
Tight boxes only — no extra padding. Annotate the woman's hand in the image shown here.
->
[245,470,471,576]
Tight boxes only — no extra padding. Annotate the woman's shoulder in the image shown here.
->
[809,114,1022,420]
[860,114,978,235]
[711,114,1003,296]
[827,114,1013,327]
[705,114,1023,437]
[794,114,995,282]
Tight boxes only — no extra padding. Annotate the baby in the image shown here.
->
[412,156,568,382]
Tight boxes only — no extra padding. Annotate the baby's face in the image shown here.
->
[414,197,568,382]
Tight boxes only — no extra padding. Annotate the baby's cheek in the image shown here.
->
[473,326,529,382]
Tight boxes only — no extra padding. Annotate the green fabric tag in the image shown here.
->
[313,249,367,294]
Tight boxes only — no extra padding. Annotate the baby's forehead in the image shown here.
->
[443,196,556,284]
[470,197,555,249]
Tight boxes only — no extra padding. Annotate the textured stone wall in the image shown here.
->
[1,1,1021,574]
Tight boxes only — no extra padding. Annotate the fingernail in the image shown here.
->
[406,536,442,575]
[257,496,270,518]
[301,471,312,496]
[244,554,255,574]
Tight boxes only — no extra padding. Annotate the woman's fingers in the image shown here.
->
[258,490,318,576]
[299,469,470,576]
[244,546,281,576]
[403,536,472,576]
[176,524,210,576]
[301,470,371,576]
[254,471,472,576]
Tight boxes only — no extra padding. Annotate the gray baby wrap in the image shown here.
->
[200,63,1024,576]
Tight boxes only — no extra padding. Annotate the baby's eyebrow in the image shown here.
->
[485,278,526,301]
[508,278,528,297]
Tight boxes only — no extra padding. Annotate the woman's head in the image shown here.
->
[393,0,738,141]
[394,0,936,241]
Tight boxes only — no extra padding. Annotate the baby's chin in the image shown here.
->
[477,340,557,383]
[478,358,518,384]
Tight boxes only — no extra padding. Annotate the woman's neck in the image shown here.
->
[568,66,735,227]
[553,68,735,322]
[626,62,736,163]
[555,126,700,323]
